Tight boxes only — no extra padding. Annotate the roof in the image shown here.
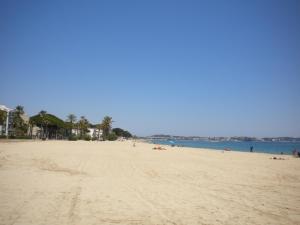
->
[0,105,12,112]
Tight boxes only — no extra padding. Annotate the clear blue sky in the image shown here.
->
[1,0,299,137]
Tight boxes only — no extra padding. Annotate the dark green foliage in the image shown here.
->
[8,135,32,139]
[107,132,118,141]
[30,113,65,128]
[12,106,28,137]
[65,114,77,138]
[91,137,98,141]
[122,131,132,138]
[83,135,91,141]
[84,136,91,141]
[68,135,78,141]
[89,124,99,128]
[0,110,7,125]
[112,128,123,136]
[100,116,113,140]
[30,112,66,139]
[77,116,89,138]
[112,128,132,138]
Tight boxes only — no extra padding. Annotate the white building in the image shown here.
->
[88,128,103,139]
[72,128,103,140]
[0,104,30,136]
[0,105,13,136]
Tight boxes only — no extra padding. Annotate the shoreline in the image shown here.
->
[144,139,295,157]
[0,138,295,158]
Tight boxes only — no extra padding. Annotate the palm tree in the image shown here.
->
[78,116,89,138]
[15,105,24,114]
[0,110,7,126]
[67,114,76,124]
[12,105,27,136]
[39,110,47,139]
[66,114,77,136]
[100,116,113,140]
[28,119,35,138]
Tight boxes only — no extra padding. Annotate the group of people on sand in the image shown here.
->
[153,145,167,150]
[131,141,167,150]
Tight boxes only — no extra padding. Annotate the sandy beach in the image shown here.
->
[0,140,299,225]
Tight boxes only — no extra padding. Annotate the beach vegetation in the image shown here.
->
[112,128,132,138]
[107,132,118,141]
[68,134,78,141]
[77,116,89,138]
[8,135,32,139]
[100,116,113,140]
[66,114,77,137]
[12,105,29,137]
[83,135,91,141]
[2,104,132,141]
[30,112,65,139]
[0,110,7,125]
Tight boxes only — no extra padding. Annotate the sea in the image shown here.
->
[150,139,300,155]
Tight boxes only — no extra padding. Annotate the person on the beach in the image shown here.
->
[250,146,253,152]
[292,149,298,157]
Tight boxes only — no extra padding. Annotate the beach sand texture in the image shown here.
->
[0,140,299,225]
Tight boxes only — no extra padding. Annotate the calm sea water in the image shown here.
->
[151,140,300,154]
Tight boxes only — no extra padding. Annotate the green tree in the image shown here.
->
[112,128,123,136]
[0,110,7,136]
[67,114,77,124]
[122,130,132,138]
[16,105,24,114]
[0,110,7,125]
[100,116,113,140]
[30,112,66,139]
[66,114,77,136]
[78,116,89,138]
[28,119,35,137]
[112,128,132,138]
[39,110,48,138]
[12,105,28,136]
[107,132,118,141]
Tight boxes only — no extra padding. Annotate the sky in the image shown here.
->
[0,0,300,137]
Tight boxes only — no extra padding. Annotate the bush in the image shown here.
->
[0,135,7,139]
[68,135,78,141]
[107,132,118,141]
[8,136,32,139]
[83,135,91,141]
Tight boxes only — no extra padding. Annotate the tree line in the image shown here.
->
[0,105,132,141]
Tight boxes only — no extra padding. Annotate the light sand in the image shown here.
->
[0,140,299,225]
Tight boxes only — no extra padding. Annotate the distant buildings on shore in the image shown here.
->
[0,104,102,139]
[146,135,300,142]
[0,105,30,136]
[71,128,103,140]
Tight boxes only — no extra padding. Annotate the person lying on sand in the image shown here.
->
[270,157,286,160]
[153,146,166,150]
